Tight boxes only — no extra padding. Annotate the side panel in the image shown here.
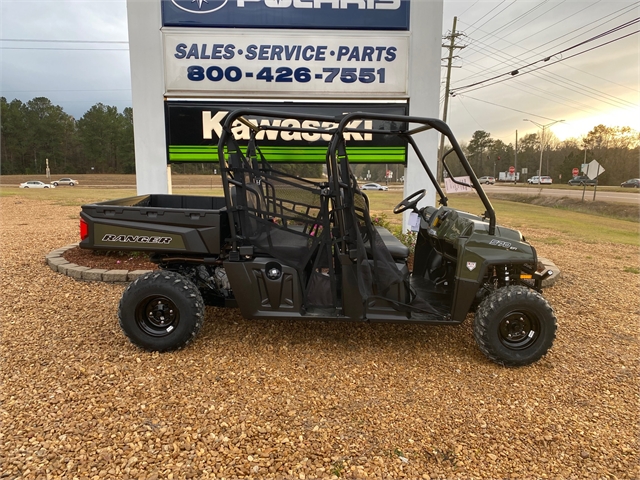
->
[224,259,303,319]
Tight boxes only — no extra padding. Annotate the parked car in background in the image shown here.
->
[479,176,495,185]
[19,181,55,189]
[527,176,552,184]
[620,178,640,188]
[568,175,597,186]
[360,183,389,191]
[52,178,79,186]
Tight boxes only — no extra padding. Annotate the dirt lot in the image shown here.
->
[1,196,638,479]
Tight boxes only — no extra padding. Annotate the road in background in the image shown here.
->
[2,174,638,204]
[482,184,639,204]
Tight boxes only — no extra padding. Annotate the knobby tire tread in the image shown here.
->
[118,271,205,352]
[473,285,557,367]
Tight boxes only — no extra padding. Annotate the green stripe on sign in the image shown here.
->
[168,145,406,164]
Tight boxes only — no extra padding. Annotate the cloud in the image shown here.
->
[1,0,637,141]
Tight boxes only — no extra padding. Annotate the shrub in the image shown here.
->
[396,230,417,255]
[370,212,392,230]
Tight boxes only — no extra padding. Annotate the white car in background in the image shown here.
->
[478,176,496,185]
[527,176,552,185]
[360,183,389,191]
[19,181,55,189]
[52,177,79,186]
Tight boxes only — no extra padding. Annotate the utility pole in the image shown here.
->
[438,16,465,183]
[523,119,564,180]
[514,130,518,182]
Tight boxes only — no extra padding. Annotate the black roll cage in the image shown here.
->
[217,109,497,244]
[332,112,496,236]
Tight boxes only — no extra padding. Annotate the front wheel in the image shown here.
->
[52,182,58,186]
[118,271,205,351]
[473,286,556,366]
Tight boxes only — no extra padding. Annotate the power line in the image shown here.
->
[0,38,128,44]
[455,35,637,114]
[3,88,130,93]
[456,29,640,96]
[1,47,128,51]
[466,0,518,37]
[464,1,508,33]
[456,94,563,122]
[455,2,638,82]
[455,62,605,115]
[458,16,640,88]
[458,35,637,110]
[468,0,554,47]
[470,0,576,52]
[454,60,599,115]
[456,96,485,131]
[518,2,639,57]
[450,19,640,94]
[458,0,481,19]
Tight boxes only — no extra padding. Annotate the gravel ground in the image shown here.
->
[2,197,639,480]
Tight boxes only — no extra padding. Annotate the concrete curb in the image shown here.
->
[45,244,153,283]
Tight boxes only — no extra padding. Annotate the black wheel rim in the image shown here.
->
[498,310,541,350]
[134,295,180,337]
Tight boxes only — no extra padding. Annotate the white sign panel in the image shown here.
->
[585,159,605,180]
[444,176,473,193]
[163,30,409,98]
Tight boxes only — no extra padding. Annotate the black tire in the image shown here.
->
[118,271,205,351]
[473,285,556,367]
[52,182,58,186]
[69,182,74,186]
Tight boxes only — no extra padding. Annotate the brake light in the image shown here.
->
[80,218,89,240]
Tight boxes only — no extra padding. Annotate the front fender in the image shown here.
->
[450,235,537,322]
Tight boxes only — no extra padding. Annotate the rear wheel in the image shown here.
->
[474,286,556,366]
[118,271,205,351]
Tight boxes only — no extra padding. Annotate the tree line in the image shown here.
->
[1,97,135,175]
[2,96,638,185]
[446,125,639,185]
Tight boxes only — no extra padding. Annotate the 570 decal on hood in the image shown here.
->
[102,234,172,244]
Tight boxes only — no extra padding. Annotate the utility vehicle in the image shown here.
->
[79,109,557,366]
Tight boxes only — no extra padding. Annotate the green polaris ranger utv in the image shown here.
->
[79,109,557,366]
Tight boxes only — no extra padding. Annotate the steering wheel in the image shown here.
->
[393,189,427,214]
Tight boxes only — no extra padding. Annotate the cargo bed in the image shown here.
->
[79,194,229,255]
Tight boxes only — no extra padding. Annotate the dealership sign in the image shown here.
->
[162,0,410,30]
[165,101,408,163]
[163,31,409,98]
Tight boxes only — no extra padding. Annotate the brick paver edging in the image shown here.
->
[46,244,153,283]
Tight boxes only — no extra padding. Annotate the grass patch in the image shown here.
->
[4,186,639,247]
[538,237,564,245]
[369,191,640,245]
[490,193,639,223]
[623,266,640,274]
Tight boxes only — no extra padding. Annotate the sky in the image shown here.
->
[1,0,638,146]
